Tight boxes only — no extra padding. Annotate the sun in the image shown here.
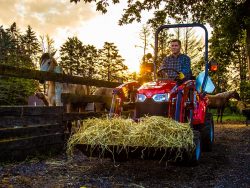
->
[121,49,142,73]
[127,62,140,73]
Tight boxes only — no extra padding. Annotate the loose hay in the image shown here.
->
[67,116,194,161]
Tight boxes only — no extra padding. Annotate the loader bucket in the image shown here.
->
[67,117,201,164]
[75,141,200,164]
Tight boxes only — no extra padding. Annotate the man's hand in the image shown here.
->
[178,72,185,80]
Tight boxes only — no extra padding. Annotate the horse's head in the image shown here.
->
[40,51,57,72]
[232,90,241,101]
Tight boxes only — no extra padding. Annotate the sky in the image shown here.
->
[0,0,149,72]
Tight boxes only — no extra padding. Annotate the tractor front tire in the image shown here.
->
[201,112,214,152]
[189,130,201,164]
[180,130,201,166]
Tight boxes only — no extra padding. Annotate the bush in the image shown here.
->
[0,77,38,105]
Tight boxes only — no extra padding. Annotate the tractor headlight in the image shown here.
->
[136,94,146,102]
[152,93,169,102]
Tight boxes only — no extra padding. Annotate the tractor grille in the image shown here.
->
[135,99,168,118]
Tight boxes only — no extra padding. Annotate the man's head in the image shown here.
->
[170,39,181,56]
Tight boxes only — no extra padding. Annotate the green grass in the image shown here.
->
[221,114,246,122]
[209,109,246,122]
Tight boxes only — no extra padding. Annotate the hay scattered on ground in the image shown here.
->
[67,116,194,157]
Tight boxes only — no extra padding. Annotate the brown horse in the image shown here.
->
[40,52,89,112]
[207,90,241,123]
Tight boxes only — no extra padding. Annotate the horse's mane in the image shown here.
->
[40,53,51,61]
[208,91,240,101]
[214,91,235,97]
[40,53,58,66]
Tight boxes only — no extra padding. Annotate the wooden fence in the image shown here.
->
[0,106,65,161]
[0,64,122,161]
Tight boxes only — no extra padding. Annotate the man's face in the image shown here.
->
[170,41,181,55]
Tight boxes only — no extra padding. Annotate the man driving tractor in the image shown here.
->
[160,39,192,82]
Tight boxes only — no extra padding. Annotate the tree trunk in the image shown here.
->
[246,27,250,79]
[245,0,250,79]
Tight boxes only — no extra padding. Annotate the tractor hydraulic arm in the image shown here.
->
[109,81,140,117]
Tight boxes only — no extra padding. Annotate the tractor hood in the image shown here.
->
[137,80,176,98]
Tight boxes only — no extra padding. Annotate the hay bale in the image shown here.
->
[67,116,194,158]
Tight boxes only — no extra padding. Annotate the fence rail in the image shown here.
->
[61,93,112,103]
[0,64,121,87]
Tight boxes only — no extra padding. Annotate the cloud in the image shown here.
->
[0,0,97,35]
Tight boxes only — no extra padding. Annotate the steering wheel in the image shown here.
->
[157,67,180,80]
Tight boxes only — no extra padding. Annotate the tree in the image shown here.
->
[0,23,39,105]
[39,34,57,54]
[99,42,128,82]
[21,25,41,68]
[138,53,154,83]
[137,24,151,64]
[176,27,204,75]
[0,24,17,65]
[82,44,99,79]
[146,11,173,68]
[210,28,249,94]
[60,36,85,76]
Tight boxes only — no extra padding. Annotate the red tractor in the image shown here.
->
[109,23,217,163]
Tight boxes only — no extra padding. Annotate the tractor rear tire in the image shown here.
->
[201,112,214,152]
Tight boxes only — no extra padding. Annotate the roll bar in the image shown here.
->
[153,23,209,93]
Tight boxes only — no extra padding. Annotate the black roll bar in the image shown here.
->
[153,23,209,93]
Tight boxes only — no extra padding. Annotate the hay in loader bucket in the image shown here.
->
[67,116,198,163]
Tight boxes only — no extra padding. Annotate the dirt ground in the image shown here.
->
[0,122,249,188]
